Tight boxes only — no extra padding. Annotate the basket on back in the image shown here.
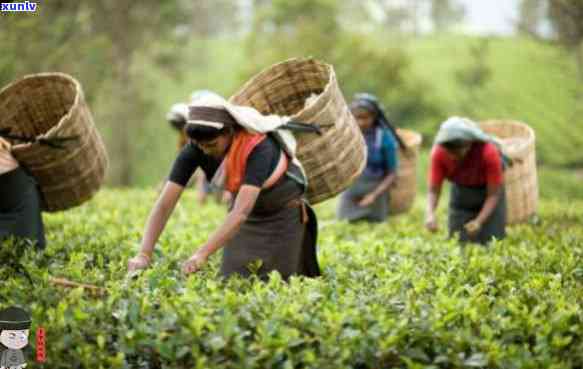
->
[230,58,366,204]
[389,129,422,215]
[0,73,108,212]
[480,120,537,225]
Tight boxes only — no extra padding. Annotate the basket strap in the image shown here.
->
[283,121,323,135]
[0,128,79,149]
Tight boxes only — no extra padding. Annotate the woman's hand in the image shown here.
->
[359,172,395,208]
[426,185,442,233]
[358,192,377,207]
[221,191,232,205]
[127,253,151,272]
[464,219,482,237]
[425,214,438,232]
[182,251,208,275]
[470,184,500,237]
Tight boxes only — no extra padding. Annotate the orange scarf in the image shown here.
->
[225,131,267,193]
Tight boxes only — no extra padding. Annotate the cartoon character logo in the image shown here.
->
[0,307,31,369]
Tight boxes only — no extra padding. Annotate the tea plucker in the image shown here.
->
[425,117,507,244]
[0,137,45,249]
[128,99,321,279]
[337,93,404,223]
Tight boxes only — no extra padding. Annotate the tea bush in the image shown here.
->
[1,189,582,368]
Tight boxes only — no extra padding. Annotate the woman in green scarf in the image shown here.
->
[425,117,507,245]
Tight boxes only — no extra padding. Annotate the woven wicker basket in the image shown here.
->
[230,58,366,204]
[0,73,108,212]
[479,120,537,225]
[389,129,422,215]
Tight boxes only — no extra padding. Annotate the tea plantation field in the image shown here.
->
[2,189,583,369]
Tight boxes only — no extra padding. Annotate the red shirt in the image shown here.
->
[429,142,503,188]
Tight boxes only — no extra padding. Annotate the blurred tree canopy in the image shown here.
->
[0,1,189,185]
[548,0,583,85]
[518,0,583,79]
[518,0,583,152]
[243,0,441,129]
[454,39,492,116]
[430,0,465,32]
[518,0,547,36]
[0,0,445,186]
[548,0,583,148]
[1,0,581,185]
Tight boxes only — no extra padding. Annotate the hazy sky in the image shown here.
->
[458,0,519,35]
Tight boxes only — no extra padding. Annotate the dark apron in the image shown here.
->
[0,167,46,249]
[220,175,321,280]
[448,183,507,245]
[337,174,389,223]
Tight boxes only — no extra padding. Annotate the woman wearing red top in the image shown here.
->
[128,101,320,280]
[425,117,507,244]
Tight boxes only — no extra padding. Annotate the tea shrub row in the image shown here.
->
[2,190,582,368]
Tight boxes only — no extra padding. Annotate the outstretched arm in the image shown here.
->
[127,182,184,272]
[359,171,396,207]
[425,184,442,232]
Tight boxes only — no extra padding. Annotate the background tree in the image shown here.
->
[454,39,492,116]
[0,2,111,102]
[517,0,547,36]
[82,1,187,185]
[243,0,441,130]
[548,0,583,161]
[0,1,189,186]
[364,0,425,35]
[548,0,583,83]
[517,0,583,92]
[430,0,465,32]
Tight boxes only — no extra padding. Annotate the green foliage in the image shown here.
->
[257,0,339,31]
[453,38,493,117]
[454,39,492,91]
[430,0,466,32]
[406,35,583,168]
[2,190,583,368]
[537,166,583,200]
